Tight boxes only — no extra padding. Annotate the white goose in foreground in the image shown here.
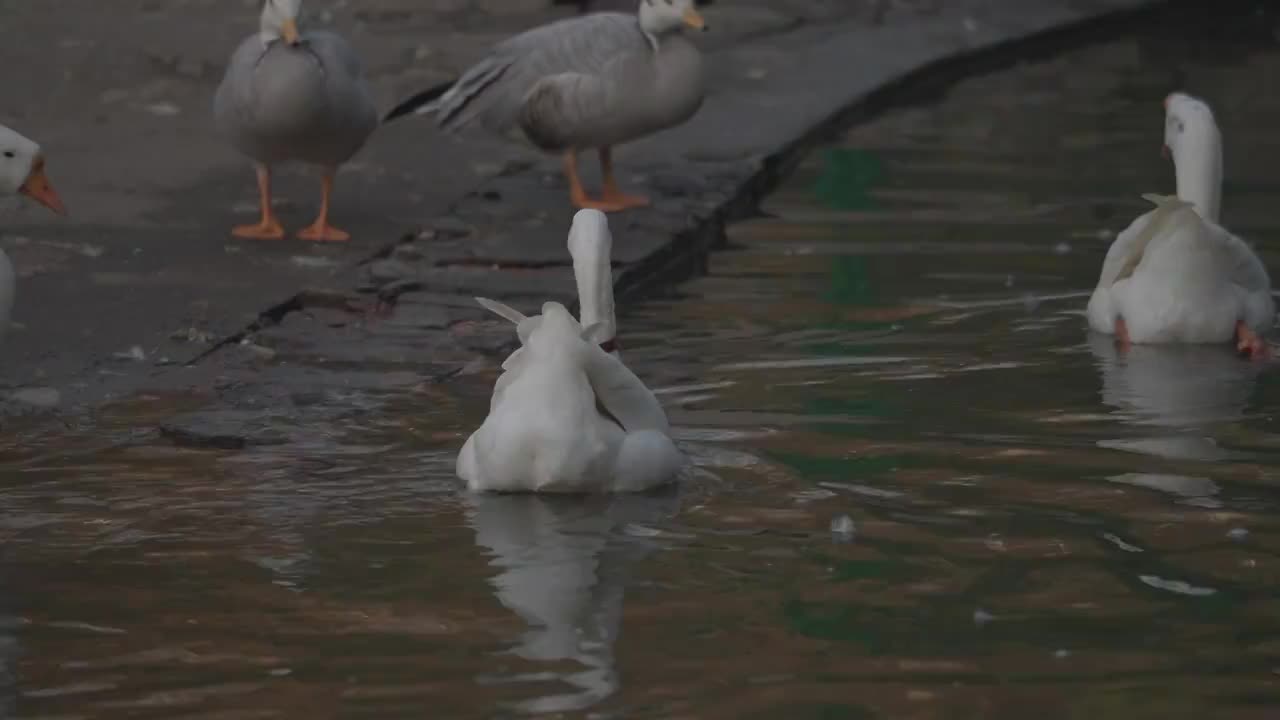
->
[384,0,707,212]
[0,124,66,343]
[457,210,683,493]
[214,0,378,242]
[1087,92,1273,359]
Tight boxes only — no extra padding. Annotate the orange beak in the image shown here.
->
[281,18,302,46]
[19,157,66,216]
[682,6,708,31]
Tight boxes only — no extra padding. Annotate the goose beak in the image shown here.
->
[281,18,302,46]
[682,7,708,31]
[19,158,66,216]
[1162,144,1170,159]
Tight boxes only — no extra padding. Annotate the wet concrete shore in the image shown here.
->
[0,0,1157,436]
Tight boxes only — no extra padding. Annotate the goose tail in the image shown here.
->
[383,79,456,123]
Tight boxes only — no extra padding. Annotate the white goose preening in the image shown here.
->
[457,210,683,493]
[1087,92,1274,359]
[0,124,66,343]
[214,0,378,242]
[385,0,708,213]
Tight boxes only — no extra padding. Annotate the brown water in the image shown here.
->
[7,7,1280,719]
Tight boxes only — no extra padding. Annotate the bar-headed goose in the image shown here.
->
[385,0,708,213]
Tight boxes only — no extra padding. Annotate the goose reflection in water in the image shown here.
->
[1089,333,1264,507]
[466,490,680,714]
[1089,333,1264,432]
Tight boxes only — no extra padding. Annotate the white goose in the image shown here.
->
[457,210,683,493]
[0,124,66,344]
[1087,92,1273,359]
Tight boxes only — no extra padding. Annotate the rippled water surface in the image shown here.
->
[7,7,1280,718]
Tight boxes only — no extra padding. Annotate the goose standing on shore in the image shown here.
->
[1087,93,1274,359]
[214,0,378,242]
[385,0,708,213]
[0,124,66,343]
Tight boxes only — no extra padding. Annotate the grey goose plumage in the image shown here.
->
[386,0,708,212]
[214,0,377,242]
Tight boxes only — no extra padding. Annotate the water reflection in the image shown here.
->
[1088,333,1262,461]
[1108,471,1222,508]
[0,611,15,716]
[466,490,679,714]
[10,4,1280,717]
[1088,333,1262,428]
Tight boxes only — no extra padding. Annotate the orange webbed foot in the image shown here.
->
[1114,317,1131,352]
[1235,321,1271,361]
[571,196,631,213]
[232,219,286,240]
[297,222,350,243]
[599,189,650,210]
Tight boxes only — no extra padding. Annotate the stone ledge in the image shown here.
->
[136,0,1165,447]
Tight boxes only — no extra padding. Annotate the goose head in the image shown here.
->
[0,125,64,215]
[260,0,303,47]
[1162,92,1222,223]
[638,0,707,35]
[567,209,619,354]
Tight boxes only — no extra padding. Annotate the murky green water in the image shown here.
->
[7,7,1280,719]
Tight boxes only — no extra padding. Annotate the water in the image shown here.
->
[7,7,1280,718]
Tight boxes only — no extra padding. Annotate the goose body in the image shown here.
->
[1087,93,1273,356]
[214,0,377,242]
[0,250,14,344]
[0,124,66,344]
[424,13,704,150]
[216,31,376,167]
[386,0,707,212]
[457,210,683,493]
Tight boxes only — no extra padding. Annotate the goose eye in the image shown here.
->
[2,151,12,159]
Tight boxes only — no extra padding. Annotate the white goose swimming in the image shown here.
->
[1087,92,1273,359]
[0,124,66,344]
[457,210,683,493]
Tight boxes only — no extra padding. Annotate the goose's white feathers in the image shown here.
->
[457,302,680,493]
[1087,94,1274,345]
[458,209,682,493]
